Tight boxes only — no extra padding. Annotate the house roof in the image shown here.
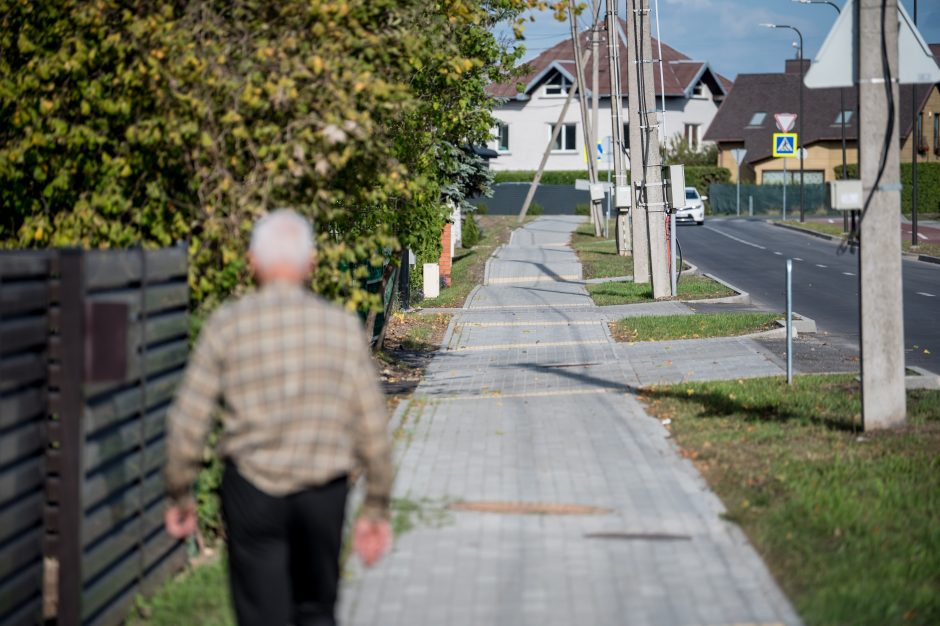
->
[704,54,940,165]
[487,19,731,101]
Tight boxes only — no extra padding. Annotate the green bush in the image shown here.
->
[685,166,732,198]
[835,163,940,216]
[527,202,544,216]
[461,213,481,248]
[493,170,588,185]
[473,202,489,215]
[574,203,591,215]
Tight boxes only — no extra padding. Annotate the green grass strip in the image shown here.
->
[641,375,940,626]
[588,274,733,306]
[610,311,780,342]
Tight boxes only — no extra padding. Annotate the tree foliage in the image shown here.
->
[1,0,566,313]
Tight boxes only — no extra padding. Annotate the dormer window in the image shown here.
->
[834,110,853,125]
[748,112,767,127]
[545,73,573,96]
[692,82,704,97]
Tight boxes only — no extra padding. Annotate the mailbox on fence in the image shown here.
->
[1,246,191,626]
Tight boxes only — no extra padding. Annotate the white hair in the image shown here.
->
[249,209,315,271]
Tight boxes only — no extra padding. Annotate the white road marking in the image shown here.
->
[774,251,782,255]
[842,272,855,276]
[816,264,828,268]
[918,233,928,240]
[794,257,804,262]
[917,292,936,297]
[704,226,766,250]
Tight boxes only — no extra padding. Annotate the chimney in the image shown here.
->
[785,59,810,75]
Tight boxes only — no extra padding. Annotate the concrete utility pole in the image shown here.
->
[568,0,604,236]
[519,49,592,222]
[605,0,632,257]
[857,0,906,429]
[591,0,602,216]
[626,0,670,297]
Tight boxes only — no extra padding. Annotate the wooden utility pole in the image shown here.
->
[605,0,632,257]
[519,49,591,222]
[857,0,906,428]
[568,0,603,236]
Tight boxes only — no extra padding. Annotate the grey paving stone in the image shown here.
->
[339,216,800,626]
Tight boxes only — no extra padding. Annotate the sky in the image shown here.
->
[497,0,940,80]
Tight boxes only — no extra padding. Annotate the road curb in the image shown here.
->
[914,253,940,265]
[687,273,751,305]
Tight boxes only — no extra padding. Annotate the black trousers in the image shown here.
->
[221,462,349,626]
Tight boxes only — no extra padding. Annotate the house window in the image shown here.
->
[497,123,510,152]
[762,170,824,185]
[684,123,700,149]
[748,112,767,127]
[692,82,704,97]
[545,73,573,96]
[934,114,939,155]
[551,123,577,151]
[917,112,926,153]
[834,110,853,125]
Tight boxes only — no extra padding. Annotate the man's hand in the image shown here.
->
[165,500,198,539]
[353,517,391,567]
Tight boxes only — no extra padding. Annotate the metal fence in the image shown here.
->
[0,247,190,626]
[708,183,840,217]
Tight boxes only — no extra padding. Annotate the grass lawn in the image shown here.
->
[419,215,526,308]
[571,220,635,279]
[778,220,940,257]
[587,274,733,306]
[610,311,780,342]
[128,557,234,626]
[640,375,940,626]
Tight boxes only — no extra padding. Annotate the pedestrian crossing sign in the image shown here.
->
[773,133,798,158]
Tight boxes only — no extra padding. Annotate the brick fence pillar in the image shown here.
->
[439,223,452,287]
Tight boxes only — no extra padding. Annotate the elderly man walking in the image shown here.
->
[163,209,393,626]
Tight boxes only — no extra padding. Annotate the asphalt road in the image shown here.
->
[675,218,940,373]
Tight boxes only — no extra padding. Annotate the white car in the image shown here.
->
[675,187,705,225]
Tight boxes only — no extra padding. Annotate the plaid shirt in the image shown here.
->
[165,282,392,519]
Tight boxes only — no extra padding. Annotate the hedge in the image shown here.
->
[835,163,940,216]
[493,165,730,199]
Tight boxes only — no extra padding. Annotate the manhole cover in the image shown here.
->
[450,501,613,516]
[584,532,692,541]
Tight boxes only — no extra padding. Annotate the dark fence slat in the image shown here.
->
[0,281,49,317]
[84,248,187,292]
[86,283,188,318]
[84,406,166,475]
[0,526,43,584]
[0,315,49,357]
[0,595,43,626]
[83,502,163,584]
[0,418,44,470]
[0,457,43,507]
[0,561,42,619]
[0,252,52,280]
[82,472,163,548]
[83,370,182,438]
[0,386,45,432]
[85,338,187,401]
[81,439,165,511]
[0,493,43,546]
[0,352,46,393]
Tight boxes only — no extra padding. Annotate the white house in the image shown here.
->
[486,20,731,171]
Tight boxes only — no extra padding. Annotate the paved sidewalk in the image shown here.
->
[340,216,800,626]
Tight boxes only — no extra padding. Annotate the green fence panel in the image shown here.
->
[708,183,839,217]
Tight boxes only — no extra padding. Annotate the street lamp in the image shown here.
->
[793,0,849,233]
[761,22,805,221]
